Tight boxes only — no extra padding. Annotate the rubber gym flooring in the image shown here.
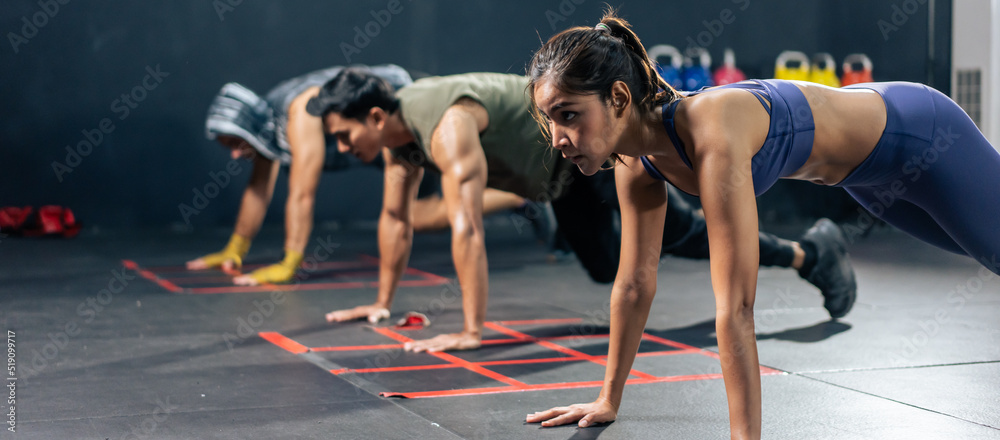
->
[3,217,999,439]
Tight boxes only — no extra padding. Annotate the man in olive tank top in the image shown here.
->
[188,65,538,287]
[307,68,857,352]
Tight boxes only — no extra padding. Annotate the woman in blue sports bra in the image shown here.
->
[524,12,1000,439]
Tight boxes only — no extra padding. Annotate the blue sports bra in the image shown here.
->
[640,79,815,196]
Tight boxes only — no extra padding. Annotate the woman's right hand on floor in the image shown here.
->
[526,398,617,428]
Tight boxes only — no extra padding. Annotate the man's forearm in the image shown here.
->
[451,225,488,336]
[233,186,271,240]
[284,193,314,255]
[375,211,413,309]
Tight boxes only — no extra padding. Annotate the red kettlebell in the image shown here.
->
[841,53,874,86]
[713,48,747,86]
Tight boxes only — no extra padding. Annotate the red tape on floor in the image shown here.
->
[483,322,658,380]
[258,332,309,354]
[258,319,786,399]
[494,318,584,326]
[371,326,527,387]
[122,260,183,293]
[640,333,784,375]
[126,254,449,294]
[332,363,460,375]
[312,343,405,352]
[333,356,591,376]
[380,375,733,399]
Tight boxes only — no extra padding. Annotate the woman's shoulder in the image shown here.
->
[682,88,768,152]
[683,87,752,117]
[616,155,660,186]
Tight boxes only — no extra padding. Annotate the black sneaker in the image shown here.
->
[798,219,857,319]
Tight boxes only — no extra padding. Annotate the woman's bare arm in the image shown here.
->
[690,99,763,440]
[528,157,667,427]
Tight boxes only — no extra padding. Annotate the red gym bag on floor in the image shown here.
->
[0,205,82,238]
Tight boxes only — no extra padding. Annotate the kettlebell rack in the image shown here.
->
[648,46,875,91]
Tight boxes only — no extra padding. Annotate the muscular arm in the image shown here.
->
[283,93,326,255]
[232,92,324,286]
[374,149,425,311]
[233,154,280,240]
[528,158,667,427]
[598,161,668,411]
[404,99,490,352]
[694,128,762,440]
[324,146,423,323]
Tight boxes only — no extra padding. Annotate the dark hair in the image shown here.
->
[528,10,680,142]
[306,67,400,120]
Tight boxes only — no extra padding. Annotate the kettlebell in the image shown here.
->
[682,47,713,91]
[841,53,874,86]
[713,48,747,86]
[648,44,684,91]
[809,53,841,87]
[774,51,810,81]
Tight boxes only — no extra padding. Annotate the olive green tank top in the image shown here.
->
[393,73,571,200]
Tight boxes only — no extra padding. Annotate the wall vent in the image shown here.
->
[955,68,982,128]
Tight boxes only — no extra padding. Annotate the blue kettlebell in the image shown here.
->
[647,44,683,90]
[682,47,713,91]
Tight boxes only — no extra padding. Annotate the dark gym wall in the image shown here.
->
[1,0,950,229]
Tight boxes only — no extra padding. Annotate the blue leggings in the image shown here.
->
[836,82,1000,274]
